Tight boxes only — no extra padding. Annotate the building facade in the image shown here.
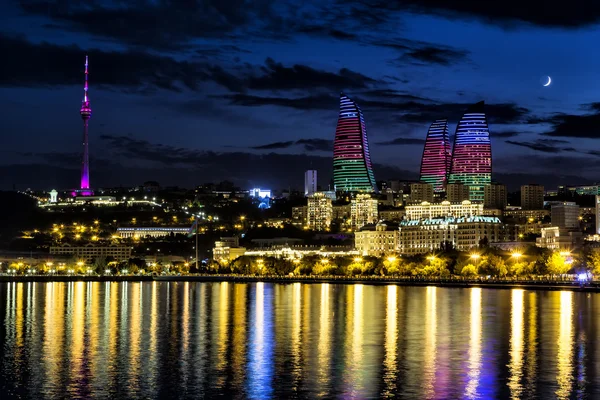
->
[484,183,507,210]
[521,184,544,210]
[446,182,470,203]
[292,206,307,226]
[409,182,434,203]
[419,119,452,192]
[350,194,379,230]
[398,216,504,255]
[354,222,399,257]
[536,227,583,250]
[405,200,484,220]
[117,227,190,238]
[304,170,317,196]
[332,94,377,192]
[448,101,492,202]
[551,202,580,229]
[50,244,132,261]
[213,237,246,262]
[378,209,406,221]
[307,192,333,231]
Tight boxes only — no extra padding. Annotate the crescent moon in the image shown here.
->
[543,76,552,87]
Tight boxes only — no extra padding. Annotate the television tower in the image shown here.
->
[80,55,92,194]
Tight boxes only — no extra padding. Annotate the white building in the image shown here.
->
[304,170,317,196]
[117,227,190,238]
[398,216,504,255]
[49,244,133,261]
[213,237,246,262]
[536,227,583,250]
[307,192,333,231]
[350,194,378,230]
[405,200,484,220]
[354,222,399,257]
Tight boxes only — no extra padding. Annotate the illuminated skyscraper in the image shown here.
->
[79,55,92,195]
[333,94,377,193]
[449,101,492,202]
[419,119,451,192]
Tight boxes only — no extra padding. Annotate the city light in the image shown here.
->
[470,254,480,260]
[354,257,363,263]
[387,256,397,263]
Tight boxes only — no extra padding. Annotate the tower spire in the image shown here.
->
[79,55,92,195]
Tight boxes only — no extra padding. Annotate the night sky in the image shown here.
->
[2,1,600,191]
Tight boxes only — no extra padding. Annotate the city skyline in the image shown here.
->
[3,1,600,190]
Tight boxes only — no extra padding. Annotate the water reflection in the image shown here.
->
[465,288,481,399]
[0,282,595,398]
[508,289,524,399]
[556,291,573,399]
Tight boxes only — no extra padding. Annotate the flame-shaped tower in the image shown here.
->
[332,93,377,193]
[80,55,92,194]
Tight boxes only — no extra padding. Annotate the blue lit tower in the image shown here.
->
[448,101,492,202]
[419,119,451,192]
[80,55,92,195]
[332,93,377,193]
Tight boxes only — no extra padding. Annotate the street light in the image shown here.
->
[387,256,397,263]
[354,257,363,263]
[321,259,329,264]
[470,254,480,261]
[427,256,436,262]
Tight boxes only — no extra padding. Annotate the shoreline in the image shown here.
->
[0,275,597,292]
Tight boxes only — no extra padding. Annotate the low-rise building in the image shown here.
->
[398,216,505,255]
[405,200,483,220]
[212,237,246,262]
[49,244,133,261]
[536,227,583,250]
[354,222,399,257]
[378,209,405,221]
[117,226,189,238]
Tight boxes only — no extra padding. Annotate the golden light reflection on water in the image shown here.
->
[0,282,591,398]
[423,286,437,398]
[383,285,398,396]
[556,291,573,399]
[465,288,481,399]
[128,282,142,391]
[508,289,524,399]
[317,284,331,394]
[231,283,247,388]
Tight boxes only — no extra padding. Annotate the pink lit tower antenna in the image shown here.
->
[79,55,92,195]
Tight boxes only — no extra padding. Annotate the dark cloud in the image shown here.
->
[296,138,333,152]
[539,103,600,139]
[505,139,574,153]
[347,0,600,28]
[224,93,530,124]
[0,34,379,96]
[250,138,333,152]
[0,34,202,93]
[375,137,425,145]
[493,131,521,138]
[251,141,296,150]
[245,58,378,91]
[401,46,470,66]
[18,0,283,50]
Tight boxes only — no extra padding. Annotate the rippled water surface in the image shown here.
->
[0,281,598,399]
